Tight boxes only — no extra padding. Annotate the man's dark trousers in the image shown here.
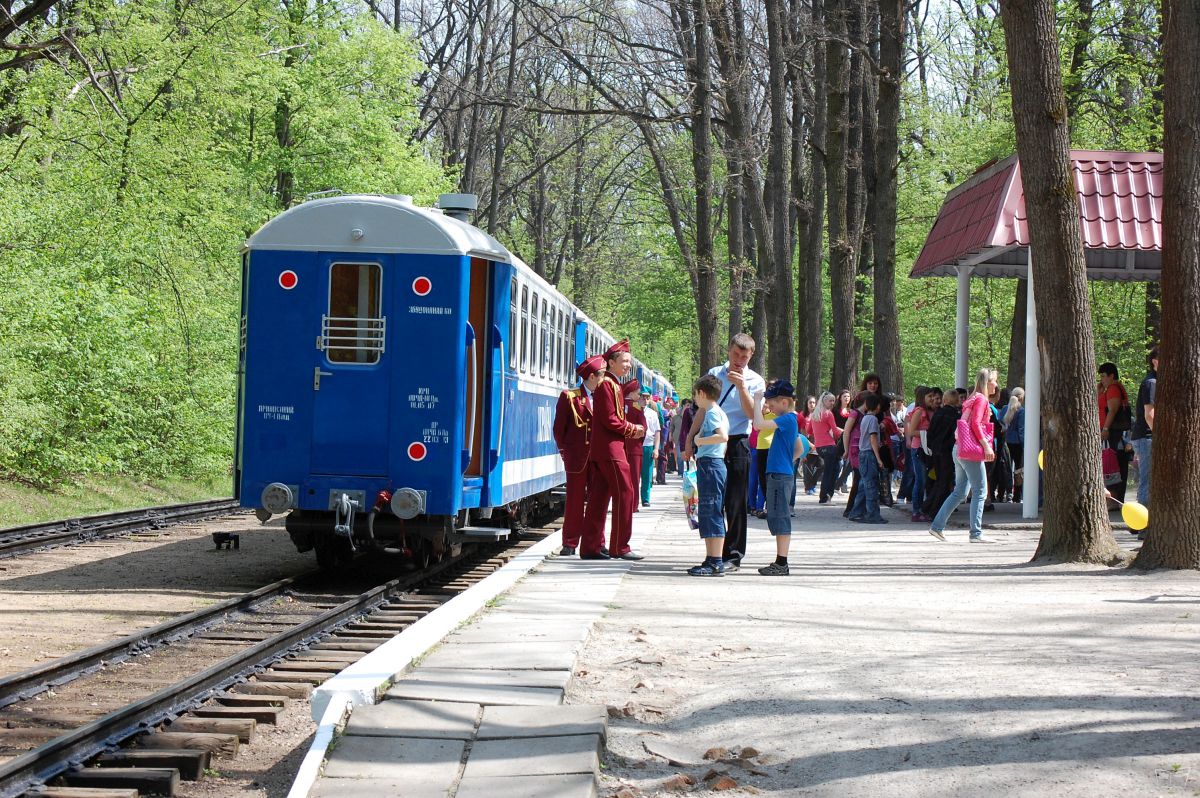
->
[722,435,750,562]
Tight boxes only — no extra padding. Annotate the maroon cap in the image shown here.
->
[622,379,641,397]
[604,339,630,359]
[575,354,605,379]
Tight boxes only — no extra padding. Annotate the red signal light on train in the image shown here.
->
[279,270,298,290]
[407,442,427,461]
[412,276,432,296]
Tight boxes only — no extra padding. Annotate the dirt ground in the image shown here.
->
[569,483,1200,797]
[0,513,315,676]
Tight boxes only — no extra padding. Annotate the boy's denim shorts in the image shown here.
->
[696,456,727,539]
[765,472,792,536]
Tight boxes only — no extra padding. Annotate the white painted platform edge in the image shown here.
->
[310,529,564,720]
[285,696,349,798]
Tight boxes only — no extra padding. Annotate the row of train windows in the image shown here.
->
[508,278,573,383]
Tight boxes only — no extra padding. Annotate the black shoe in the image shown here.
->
[580,551,612,560]
[722,559,741,572]
[600,547,610,557]
[619,552,645,560]
[642,501,650,507]
[984,503,995,512]
[559,546,576,556]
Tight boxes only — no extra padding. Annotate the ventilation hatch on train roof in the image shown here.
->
[244,194,511,262]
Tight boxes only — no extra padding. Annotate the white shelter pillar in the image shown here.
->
[1022,260,1041,519]
[955,266,972,389]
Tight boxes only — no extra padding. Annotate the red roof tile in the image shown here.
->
[911,150,1163,278]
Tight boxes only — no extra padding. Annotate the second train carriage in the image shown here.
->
[236,193,661,568]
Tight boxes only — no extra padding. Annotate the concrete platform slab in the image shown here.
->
[477,704,608,741]
[343,699,481,740]
[461,734,602,779]
[418,640,581,671]
[454,773,597,798]
[385,681,563,706]
[389,666,572,689]
[309,777,449,798]
[447,621,592,645]
[321,735,464,783]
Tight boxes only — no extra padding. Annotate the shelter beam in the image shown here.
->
[955,266,972,389]
[1022,262,1041,519]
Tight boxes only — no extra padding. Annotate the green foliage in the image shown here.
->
[0,0,447,485]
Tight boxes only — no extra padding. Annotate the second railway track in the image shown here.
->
[0,519,558,798]
[0,499,241,559]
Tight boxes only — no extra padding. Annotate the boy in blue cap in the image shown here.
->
[752,379,799,575]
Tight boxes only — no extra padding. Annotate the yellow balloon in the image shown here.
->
[1038,450,1044,470]
[1122,501,1149,531]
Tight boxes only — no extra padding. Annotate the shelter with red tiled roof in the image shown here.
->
[911,150,1162,518]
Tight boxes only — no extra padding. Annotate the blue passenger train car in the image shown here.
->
[236,193,643,568]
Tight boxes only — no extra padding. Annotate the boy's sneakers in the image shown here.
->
[929,528,946,541]
[757,562,790,576]
[687,561,726,577]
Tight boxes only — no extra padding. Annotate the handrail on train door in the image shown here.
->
[464,322,478,473]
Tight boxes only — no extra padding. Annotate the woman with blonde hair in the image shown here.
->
[929,368,999,543]
[1004,388,1026,502]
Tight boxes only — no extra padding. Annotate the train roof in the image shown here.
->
[244,194,510,262]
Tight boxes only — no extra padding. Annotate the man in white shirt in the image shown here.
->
[684,333,765,568]
[640,388,661,506]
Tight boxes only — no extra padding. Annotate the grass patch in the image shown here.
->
[0,473,228,528]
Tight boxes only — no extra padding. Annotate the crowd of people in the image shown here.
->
[553,334,1160,574]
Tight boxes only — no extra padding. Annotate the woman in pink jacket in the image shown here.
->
[928,368,999,543]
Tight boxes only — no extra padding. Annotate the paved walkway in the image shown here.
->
[307,499,665,798]
[568,475,1200,797]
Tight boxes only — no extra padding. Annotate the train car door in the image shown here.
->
[466,257,509,508]
[311,255,391,476]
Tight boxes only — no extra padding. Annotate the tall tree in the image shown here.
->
[1133,0,1200,570]
[825,0,855,391]
[872,0,903,395]
[798,0,827,397]
[764,0,795,380]
[1001,0,1121,564]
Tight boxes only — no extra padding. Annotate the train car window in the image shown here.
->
[557,308,566,382]
[531,291,540,376]
[540,297,549,378]
[520,285,529,373]
[325,262,383,364]
[509,278,518,370]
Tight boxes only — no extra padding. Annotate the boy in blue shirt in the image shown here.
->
[752,379,799,575]
[689,375,729,576]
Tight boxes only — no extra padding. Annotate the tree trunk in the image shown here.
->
[486,0,520,234]
[872,0,903,397]
[1133,0,1200,570]
[728,172,746,337]
[1001,0,1121,564]
[764,0,794,381]
[1007,278,1027,389]
[826,0,856,392]
[690,0,721,371]
[799,0,827,397]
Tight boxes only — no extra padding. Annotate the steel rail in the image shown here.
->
[0,546,487,798]
[0,498,240,559]
[0,571,320,709]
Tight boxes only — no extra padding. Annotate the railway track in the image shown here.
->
[0,522,556,798]
[0,499,241,559]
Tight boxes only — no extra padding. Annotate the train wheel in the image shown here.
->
[414,539,433,570]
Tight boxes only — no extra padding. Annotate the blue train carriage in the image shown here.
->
[236,192,575,568]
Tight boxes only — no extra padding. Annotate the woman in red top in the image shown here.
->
[1098,362,1131,503]
[903,387,935,523]
[798,395,821,495]
[928,368,998,543]
[833,389,854,493]
[811,392,841,503]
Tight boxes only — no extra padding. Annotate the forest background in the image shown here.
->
[0,0,1163,489]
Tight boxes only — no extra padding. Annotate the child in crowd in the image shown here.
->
[752,380,800,575]
[688,375,729,577]
[848,393,888,524]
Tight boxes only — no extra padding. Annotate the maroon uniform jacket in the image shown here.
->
[589,376,641,461]
[553,387,592,474]
[624,405,647,458]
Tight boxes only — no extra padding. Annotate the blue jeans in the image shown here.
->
[747,454,764,512]
[696,457,727,539]
[931,447,988,538]
[908,447,927,517]
[765,473,792,536]
[849,456,883,522]
[898,441,915,500]
[1132,437,1152,506]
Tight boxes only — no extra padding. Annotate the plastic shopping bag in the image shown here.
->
[681,464,700,529]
